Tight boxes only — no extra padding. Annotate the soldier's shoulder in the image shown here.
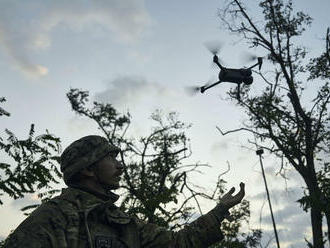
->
[16,188,81,230]
[2,193,76,247]
[21,194,70,226]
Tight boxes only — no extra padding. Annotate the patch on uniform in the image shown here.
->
[95,235,127,248]
[95,235,112,248]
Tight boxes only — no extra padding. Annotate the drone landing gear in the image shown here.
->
[236,84,241,101]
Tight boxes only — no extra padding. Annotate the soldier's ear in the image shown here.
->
[80,167,95,177]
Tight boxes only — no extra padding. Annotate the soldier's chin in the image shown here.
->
[108,182,120,190]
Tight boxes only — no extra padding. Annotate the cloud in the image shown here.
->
[94,75,174,107]
[10,193,40,209]
[260,205,311,246]
[260,227,309,248]
[0,0,151,77]
[211,141,229,152]
[250,186,311,247]
[251,186,303,202]
[0,22,48,78]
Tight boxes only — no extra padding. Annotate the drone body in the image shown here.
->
[198,53,263,99]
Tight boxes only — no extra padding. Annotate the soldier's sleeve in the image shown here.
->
[3,227,54,248]
[3,202,69,248]
[137,207,228,248]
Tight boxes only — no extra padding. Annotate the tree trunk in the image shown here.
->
[310,206,324,248]
[325,210,330,247]
[305,171,324,248]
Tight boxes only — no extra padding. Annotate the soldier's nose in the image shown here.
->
[116,160,124,170]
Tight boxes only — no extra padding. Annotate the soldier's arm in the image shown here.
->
[137,209,225,248]
[138,183,245,248]
[3,228,54,248]
[3,201,69,248]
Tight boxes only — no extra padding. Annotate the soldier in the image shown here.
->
[4,135,245,248]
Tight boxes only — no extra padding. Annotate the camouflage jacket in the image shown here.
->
[4,187,224,248]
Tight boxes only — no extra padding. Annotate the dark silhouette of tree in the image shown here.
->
[211,200,262,248]
[0,97,61,210]
[0,90,263,247]
[217,0,329,247]
[66,88,262,246]
[66,88,223,228]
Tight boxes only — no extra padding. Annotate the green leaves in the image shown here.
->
[219,1,330,246]
[1,89,261,245]
[307,28,330,80]
[0,97,10,117]
[67,88,131,148]
[67,89,215,229]
[210,201,262,248]
[0,102,62,208]
[67,88,261,245]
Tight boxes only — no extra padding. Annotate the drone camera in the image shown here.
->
[241,69,252,77]
[243,76,253,85]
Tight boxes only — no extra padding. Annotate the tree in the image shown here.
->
[1,90,262,247]
[67,88,223,227]
[211,200,262,248]
[67,88,262,246]
[0,97,61,210]
[67,89,203,226]
[217,0,330,247]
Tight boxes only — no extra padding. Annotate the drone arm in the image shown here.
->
[214,61,223,70]
[213,55,223,70]
[201,81,222,93]
[247,57,263,70]
[247,62,259,70]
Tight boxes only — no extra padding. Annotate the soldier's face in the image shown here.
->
[95,153,123,189]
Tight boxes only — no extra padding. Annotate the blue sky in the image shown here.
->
[1,0,329,247]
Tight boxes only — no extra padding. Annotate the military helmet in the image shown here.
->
[60,135,120,184]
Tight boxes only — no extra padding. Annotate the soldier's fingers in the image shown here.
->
[239,182,245,193]
[233,183,245,201]
[225,187,235,197]
[220,187,235,201]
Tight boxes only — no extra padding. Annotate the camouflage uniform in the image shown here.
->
[4,135,229,248]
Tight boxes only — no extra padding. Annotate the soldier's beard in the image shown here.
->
[95,174,120,193]
[102,182,120,191]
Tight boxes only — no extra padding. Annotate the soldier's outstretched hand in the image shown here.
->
[219,182,245,209]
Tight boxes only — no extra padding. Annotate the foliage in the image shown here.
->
[0,98,62,210]
[211,200,262,248]
[298,161,330,212]
[67,88,208,228]
[307,28,330,80]
[67,89,131,148]
[0,89,263,246]
[218,0,330,247]
[0,97,10,117]
[67,88,262,244]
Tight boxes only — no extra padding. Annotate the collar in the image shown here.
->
[72,184,120,202]
[60,186,120,210]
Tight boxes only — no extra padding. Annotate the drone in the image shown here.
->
[189,43,263,100]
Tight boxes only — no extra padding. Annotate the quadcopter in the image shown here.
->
[189,43,263,100]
